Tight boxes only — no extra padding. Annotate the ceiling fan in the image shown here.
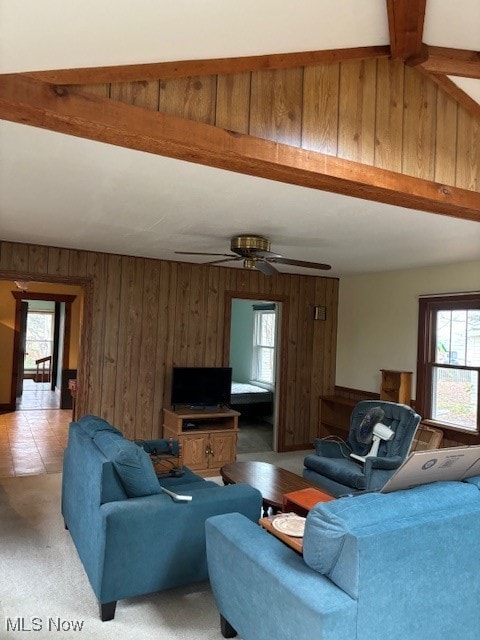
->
[175,235,331,275]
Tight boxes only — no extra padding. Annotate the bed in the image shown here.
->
[230,381,274,417]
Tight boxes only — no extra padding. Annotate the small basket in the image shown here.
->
[411,424,444,452]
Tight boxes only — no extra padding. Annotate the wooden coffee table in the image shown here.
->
[220,460,323,516]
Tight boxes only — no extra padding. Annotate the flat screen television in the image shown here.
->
[171,367,232,409]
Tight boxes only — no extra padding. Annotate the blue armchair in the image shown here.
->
[303,400,421,497]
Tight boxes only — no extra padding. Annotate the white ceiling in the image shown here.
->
[1,0,480,278]
[0,0,390,73]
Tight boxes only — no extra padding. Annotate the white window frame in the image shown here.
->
[417,294,480,434]
[251,308,276,386]
[24,310,55,372]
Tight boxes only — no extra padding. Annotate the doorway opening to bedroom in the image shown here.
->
[229,298,281,455]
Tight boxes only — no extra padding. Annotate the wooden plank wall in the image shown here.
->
[77,59,480,191]
[0,241,338,450]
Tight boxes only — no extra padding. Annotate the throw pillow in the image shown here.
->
[93,431,161,498]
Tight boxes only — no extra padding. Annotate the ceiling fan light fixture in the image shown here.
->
[231,235,270,255]
[175,234,332,274]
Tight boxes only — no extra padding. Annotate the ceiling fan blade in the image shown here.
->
[271,257,332,271]
[175,251,236,257]
[175,237,331,272]
[255,260,279,276]
[254,249,283,259]
[204,257,241,265]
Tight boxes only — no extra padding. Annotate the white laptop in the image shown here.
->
[381,445,480,493]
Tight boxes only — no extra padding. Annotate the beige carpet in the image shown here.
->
[0,452,310,639]
[237,420,273,454]
[0,473,225,640]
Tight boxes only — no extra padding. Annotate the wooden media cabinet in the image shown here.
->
[162,407,239,476]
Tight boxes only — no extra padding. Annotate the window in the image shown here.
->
[24,311,55,371]
[252,308,276,385]
[417,294,480,432]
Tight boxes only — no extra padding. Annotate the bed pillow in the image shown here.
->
[93,431,161,498]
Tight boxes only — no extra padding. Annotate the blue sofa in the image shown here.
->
[206,477,480,640]
[61,415,262,621]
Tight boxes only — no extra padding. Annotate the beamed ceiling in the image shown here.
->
[1,0,480,277]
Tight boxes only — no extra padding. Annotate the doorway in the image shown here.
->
[228,297,282,454]
[18,299,59,410]
[6,286,83,413]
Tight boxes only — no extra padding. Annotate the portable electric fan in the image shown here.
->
[350,407,394,463]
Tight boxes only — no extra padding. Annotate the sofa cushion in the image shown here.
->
[303,480,480,578]
[158,467,205,488]
[93,431,161,498]
[303,455,367,490]
[166,480,219,493]
[77,414,123,438]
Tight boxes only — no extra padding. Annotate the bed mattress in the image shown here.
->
[231,382,273,404]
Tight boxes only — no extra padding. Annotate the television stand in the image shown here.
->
[163,407,239,477]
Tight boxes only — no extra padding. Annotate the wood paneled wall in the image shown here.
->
[0,241,338,450]
[77,59,480,192]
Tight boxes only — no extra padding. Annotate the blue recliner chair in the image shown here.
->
[303,400,421,497]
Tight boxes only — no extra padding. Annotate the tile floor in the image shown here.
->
[18,379,61,410]
[0,408,71,477]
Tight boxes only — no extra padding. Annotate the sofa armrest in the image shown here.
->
[364,456,404,492]
[95,483,262,603]
[135,438,180,455]
[206,513,357,640]
[365,455,403,471]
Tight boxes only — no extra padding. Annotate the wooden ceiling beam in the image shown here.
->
[419,45,480,79]
[386,0,427,60]
[0,74,479,223]
[20,46,391,85]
